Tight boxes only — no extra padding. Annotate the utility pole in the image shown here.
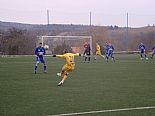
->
[126,12,129,51]
[47,9,50,25]
[89,12,93,52]
[89,12,92,33]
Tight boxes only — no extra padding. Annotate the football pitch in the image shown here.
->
[0,54,155,116]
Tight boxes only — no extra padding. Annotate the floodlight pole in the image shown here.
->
[89,12,92,35]
[47,9,50,25]
[126,12,129,51]
[89,12,93,51]
[41,36,44,47]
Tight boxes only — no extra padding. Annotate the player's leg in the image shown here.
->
[43,63,47,73]
[96,51,104,59]
[87,52,91,63]
[58,65,74,86]
[101,54,105,59]
[57,64,70,78]
[88,56,91,63]
[34,63,38,74]
[153,53,155,58]
[34,56,40,74]
[144,51,148,60]
[141,50,146,59]
[140,51,143,60]
[105,52,109,62]
[110,52,115,62]
[57,64,66,77]
[151,53,153,58]
[98,51,105,59]
[105,55,108,62]
[151,52,154,58]
[94,55,97,60]
[84,55,88,62]
[58,72,68,86]
[41,57,47,73]
[94,51,99,60]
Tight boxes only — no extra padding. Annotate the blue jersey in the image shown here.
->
[35,47,45,56]
[108,45,114,52]
[105,44,109,54]
[105,44,115,59]
[106,44,114,57]
[139,44,145,50]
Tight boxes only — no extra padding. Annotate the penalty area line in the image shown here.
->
[47,106,155,116]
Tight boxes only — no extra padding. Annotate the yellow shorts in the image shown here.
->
[62,63,75,74]
[96,51,101,55]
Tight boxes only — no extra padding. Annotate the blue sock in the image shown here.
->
[34,65,37,73]
[44,65,46,71]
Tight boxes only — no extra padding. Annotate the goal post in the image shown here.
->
[36,36,93,54]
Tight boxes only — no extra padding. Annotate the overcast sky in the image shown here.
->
[0,0,154,27]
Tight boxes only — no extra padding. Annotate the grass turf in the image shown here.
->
[0,54,155,116]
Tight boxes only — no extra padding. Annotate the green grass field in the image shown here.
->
[0,54,155,116]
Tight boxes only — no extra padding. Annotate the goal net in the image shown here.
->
[36,36,92,54]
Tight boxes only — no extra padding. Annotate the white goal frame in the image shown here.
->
[37,35,93,54]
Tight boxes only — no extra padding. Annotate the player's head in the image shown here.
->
[38,42,42,47]
[84,42,88,44]
[63,49,68,53]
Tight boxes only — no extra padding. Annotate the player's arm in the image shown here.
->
[138,45,141,50]
[52,54,65,58]
[73,53,81,57]
[35,48,37,55]
[83,50,86,55]
[43,48,46,55]
[112,46,114,51]
[35,48,39,56]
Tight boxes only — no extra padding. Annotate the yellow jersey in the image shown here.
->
[96,44,100,52]
[56,53,80,65]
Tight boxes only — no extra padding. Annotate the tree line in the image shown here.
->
[0,26,155,55]
[0,28,36,55]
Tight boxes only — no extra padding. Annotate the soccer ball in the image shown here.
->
[44,45,49,50]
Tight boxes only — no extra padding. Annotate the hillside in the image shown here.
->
[0,21,155,54]
[0,21,90,36]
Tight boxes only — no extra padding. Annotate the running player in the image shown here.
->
[94,43,105,60]
[53,49,81,86]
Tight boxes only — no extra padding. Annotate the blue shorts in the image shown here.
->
[140,49,145,54]
[107,50,113,56]
[36,56,45,64]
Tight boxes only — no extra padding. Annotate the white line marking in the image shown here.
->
[47,106,155,116]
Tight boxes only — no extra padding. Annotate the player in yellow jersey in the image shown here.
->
[95,43,105,60]
[53,50,81,86]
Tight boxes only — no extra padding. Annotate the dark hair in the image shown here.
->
[63,49,68,53]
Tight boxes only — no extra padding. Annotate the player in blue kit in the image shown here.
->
[34,42,46,74]
[138,43,148,60]
[151,46,155,59]
[105,43,115,62]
